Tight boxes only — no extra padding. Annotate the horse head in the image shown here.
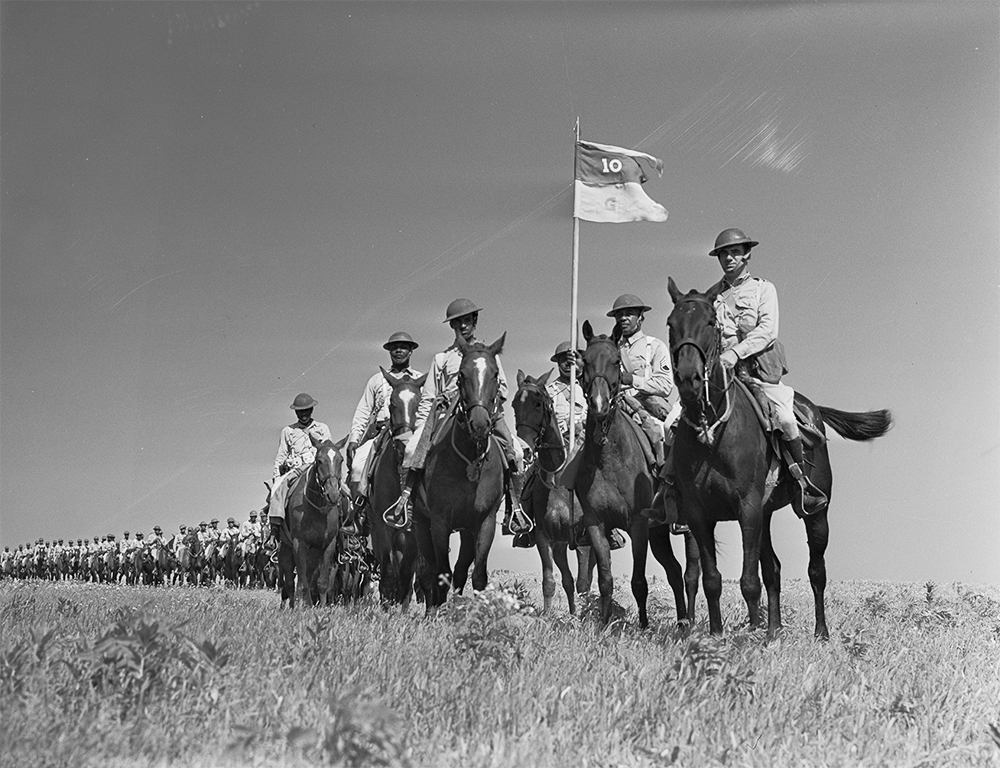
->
[381,367,428,441]
[513,369,563,469]
[666,277,723,413]
[455,333,505,444]
[311,438,346,509]
[581,320,623,423]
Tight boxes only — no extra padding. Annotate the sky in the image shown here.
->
[2,1,998,587]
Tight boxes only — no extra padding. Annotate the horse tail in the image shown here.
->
[817,406,893,442]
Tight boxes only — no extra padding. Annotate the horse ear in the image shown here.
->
[380,366,397,388]
[332,435,348,451]
[667,276,683,304]
[537,369,553,387]
[705,281,723,304]
[488,333,506,357]
[611,323,622,344]
[582,320,594,343]
[414,372,428,388]
[516,369,526,387]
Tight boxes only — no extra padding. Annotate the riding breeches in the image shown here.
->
[268,466,304,521]
[750,377,799,438]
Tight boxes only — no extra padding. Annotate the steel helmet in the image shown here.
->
[290,393,319,410]
[607,294,652,317]
[550,341,583,362]
[154,526,162,532]
[227,517,235,524]
[443,298,482,323]
[383,331,419,350]
[210,518,219,524]
[709,228,759,257]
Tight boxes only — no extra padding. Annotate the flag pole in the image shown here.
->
[569,117,581,453]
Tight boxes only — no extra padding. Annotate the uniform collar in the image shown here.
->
[722,271,754,290]
[620,330,647,348]
[445,337,479,352]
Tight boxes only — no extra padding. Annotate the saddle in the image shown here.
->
[735,377,827,451]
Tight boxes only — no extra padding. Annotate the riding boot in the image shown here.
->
[785,436,829,516]
[505,468,533,534]
[512,530,536,548]
[385,469,416,529]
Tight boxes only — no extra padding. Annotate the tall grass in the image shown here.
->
[1,576,998,767]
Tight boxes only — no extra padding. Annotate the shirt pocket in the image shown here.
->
[734,295,758,337]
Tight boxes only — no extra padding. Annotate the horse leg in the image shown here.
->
[316,537,340,608]
[682,532,700,626]
[759,508,782,640]
[470,513,496,593]
[648,523,687,627]
[692,517,724,635]
[453,531,475,595]
[398,532,418,609]
[575,546,595,595]
[536,529,557,613]
[550,541,576,615]
[630,520,651,629]
[737,509,764,631]
[586,524,614,624]
[803,509,831,640]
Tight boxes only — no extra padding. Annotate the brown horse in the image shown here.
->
[576,320,701,628]
[666,278,893,639]
[369,368,427,608]
[512,370,595,613]
[277,437,347,608]
[412,335,507,610]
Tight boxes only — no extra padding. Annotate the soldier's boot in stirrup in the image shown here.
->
[786,436,828,516]
[506,469,533,534]
[385,469,416,529]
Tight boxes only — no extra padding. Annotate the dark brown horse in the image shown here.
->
[512,370,595,613]
[369,368,427,608]
[413,335,507,610]
[576,320,700,628]
[277,437,347,608]
[666,278,893,639]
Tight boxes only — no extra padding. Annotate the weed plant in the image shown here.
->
[1,576,998,767]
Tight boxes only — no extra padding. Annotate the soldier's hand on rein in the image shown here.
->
[346,441,358,469]
[720,350,739,370]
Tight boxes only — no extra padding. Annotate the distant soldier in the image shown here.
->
[267,393,333,539]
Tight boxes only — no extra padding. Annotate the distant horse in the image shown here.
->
[177,536,203,586]
[102,547,119,585]
[576,320,700,628]
[666,278,893,639]
[413,335,508,610]
[277,438,347,608]
[511,370,595,613]
[368,368,427,608]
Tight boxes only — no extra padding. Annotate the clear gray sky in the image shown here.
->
[2,2,997,585]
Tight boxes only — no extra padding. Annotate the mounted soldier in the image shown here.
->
[608,293,677,469]
[388,298,529,533]
[647,228,829,527]
[346,331,423,518]
[266,393,333,540]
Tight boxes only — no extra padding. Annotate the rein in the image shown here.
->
[585,366,623,448]
[671,296,735,445]
[516,382,568,483]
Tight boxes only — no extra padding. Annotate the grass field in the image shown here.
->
[1,574,998,768]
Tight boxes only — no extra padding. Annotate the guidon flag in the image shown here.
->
[574,140,668,223]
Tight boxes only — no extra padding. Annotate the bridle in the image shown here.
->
[669,295,734,445]
[452,355,501,480]
[515,380,566,480]
[305,448,341,512]
[583,339,623,447]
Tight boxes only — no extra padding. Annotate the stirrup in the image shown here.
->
[798,485,829,516]
[383,495,411,530]
[507,503,533,534]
